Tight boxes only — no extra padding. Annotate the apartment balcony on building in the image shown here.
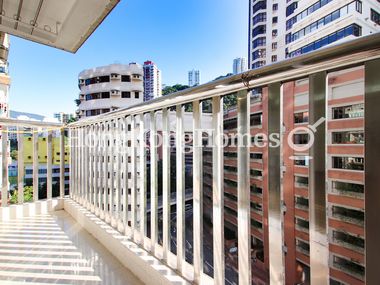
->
[3,4,380,282]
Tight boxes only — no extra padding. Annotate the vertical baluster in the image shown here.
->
[115,119,122,224]
[110,121,115,222]
[150,111,158,254]
[17,127,24,204]
[104,122,110,219]
[162,108,170,262]
[176,105,185,273]
[99,123,105,215]
[130,115,137,240]
[212,96,225,284]
[85,126,90,207]
[47,130,53,200]
[60,128,65,198]
[76,127,80,202]
[33,128,39,201]
[88,125,93,208]
[193,100,203,283]
[122,117,129,230]
[308,73,328,284]
[139,114,147,246]
[1,126,8,207]
[268,83,285,284]
[237,90,251,285]
[80,127,84,203]
[94,124,99,212]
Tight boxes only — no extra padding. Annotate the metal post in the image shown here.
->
[212,96,225,285]
[365,59,380,285]
[139,114,147,244]
[268,83,285,284]
[60,128,65,198]
[150,111,158,254]
[47,130,53,200]
[176,105,185,273]
[309,72,328,285]
[237,90,251,285]
[193,100,203,283]
[17,127,24,204]
[130,115,137,239]
[33,129,39,201]
[162,108,170,261]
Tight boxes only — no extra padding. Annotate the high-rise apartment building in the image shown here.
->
[233,57,248,74]
[77,63,144,118]
[143,61,162,102]
[249,0,380,69]
[188,69,200,87]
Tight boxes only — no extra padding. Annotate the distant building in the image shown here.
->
[143,61,162,102]
[188,69,200,87]
[54,112,75,124]
[77,63,144,118]
[233,57,248,74]
[249,0,380,69]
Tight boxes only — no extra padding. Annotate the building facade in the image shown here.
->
[233,57,248,74]
[202,66,366,284]
[249,0,380,69]
[188,69,200,87]
[143,61,162,102]
[77,63,144,118]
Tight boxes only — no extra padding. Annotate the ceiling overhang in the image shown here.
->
[0,0,120,53]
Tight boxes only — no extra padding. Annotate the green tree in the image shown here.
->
[10,186,33,204]
[10,150,18,161]
[162,84,190,96]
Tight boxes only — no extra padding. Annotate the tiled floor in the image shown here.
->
[0,211,143,285]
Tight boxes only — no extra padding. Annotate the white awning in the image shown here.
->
[0,0,120,53]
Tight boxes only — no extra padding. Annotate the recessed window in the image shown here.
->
[135,92,140,98]
[272,3,278,11]
[121,92,131,98]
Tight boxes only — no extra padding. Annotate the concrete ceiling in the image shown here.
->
[0,0,120,53]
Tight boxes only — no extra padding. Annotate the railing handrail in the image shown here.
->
[0,117,64,128]
[69,33,380,127]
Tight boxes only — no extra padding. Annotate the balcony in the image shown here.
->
[2,34,380,285]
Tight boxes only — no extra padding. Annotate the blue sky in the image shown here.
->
[8,0,248,117]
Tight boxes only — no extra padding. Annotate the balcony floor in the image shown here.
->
[0,210,143,285]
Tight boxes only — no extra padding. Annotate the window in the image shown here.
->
[250,113,262,126]
[296,239,310,255]
[253,25,266,37]
[332,181,364,196]
[271,55,277,62]
[294,157,309,166]
[295,196,309,209]
[288,24,362,58]
[134,92,140,98]
[252,49,266,60]
[295,176,308,187]
[332,205,364,224]
[332,157,364,171]
[253,37,266,48]
[332,131,364,144]
[251,185,263,196]
[273,3,278,11]
[272,29,278,37]
[332,230,364,251]
[294,111,309,123]
[332,256,365,279]
[252,61,266,69]
[252,12,266,25]
[251,153,263,160]
[295,217,309,231]
[272,17,278,24]
[371,9,380,25]
[272,42,277,50]
[121,75,131,82]
[332,103,364,119]
[121,92,131,98]
[294,133,309,145]
[252,0,266,14]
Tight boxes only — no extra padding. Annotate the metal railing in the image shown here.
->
[3,33,380,284]
[0,118,66,206]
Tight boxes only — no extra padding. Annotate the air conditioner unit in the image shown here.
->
[111,89,121,96]
[78,79,85,85]
[110,73,121,80]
